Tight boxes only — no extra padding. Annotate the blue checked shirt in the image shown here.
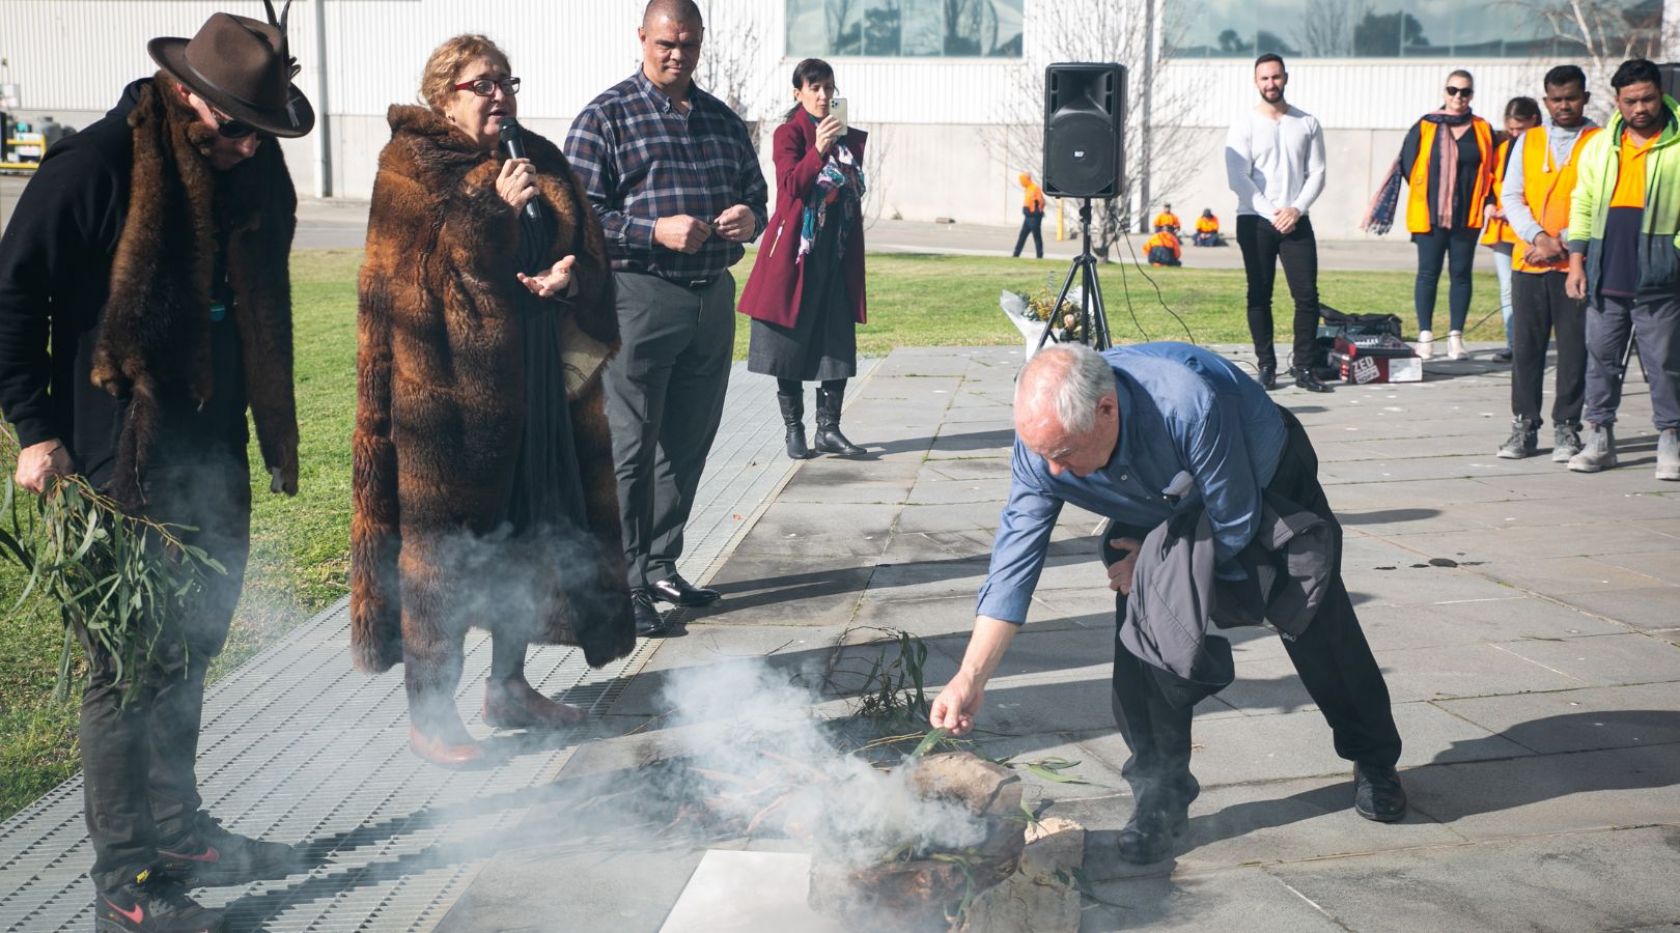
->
[975,344,1289,625]
[564,71,768,280]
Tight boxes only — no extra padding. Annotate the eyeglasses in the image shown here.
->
[1445,86,1474,98]
[453,77,521,97]
[209,106,259,139]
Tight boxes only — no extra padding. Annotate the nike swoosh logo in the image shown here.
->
[103,896,144,925]
[159,844,221,863]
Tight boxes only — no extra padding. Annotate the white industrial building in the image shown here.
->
[1,0,1673,237]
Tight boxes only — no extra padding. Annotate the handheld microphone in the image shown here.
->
[498,117,543,223]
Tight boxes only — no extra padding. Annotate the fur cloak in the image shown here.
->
[93,76,299,510]
[351,104,634,681]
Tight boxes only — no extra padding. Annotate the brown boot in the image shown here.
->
[482,676,587,731]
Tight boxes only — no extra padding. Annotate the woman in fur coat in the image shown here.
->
[352,34,634,768]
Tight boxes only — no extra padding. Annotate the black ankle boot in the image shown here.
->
[777,390,812,459]
[813,386,864,456]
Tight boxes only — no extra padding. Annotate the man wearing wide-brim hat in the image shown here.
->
[0,4,313,930]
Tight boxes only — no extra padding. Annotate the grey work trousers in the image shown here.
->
[1583,294,1680,430]
[603,270,737,588]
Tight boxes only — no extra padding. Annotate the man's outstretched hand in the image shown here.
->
[929,670,985,736]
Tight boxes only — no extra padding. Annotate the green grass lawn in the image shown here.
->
[0,248,1505,817]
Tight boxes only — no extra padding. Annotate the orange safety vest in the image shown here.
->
[1195,216,1219,233]
[1480,137,1520,247]
[1406,117,1495,234]
[1154,211,1180,230]
[1511,124,1601,273]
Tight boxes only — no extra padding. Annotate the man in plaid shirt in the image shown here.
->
[566,0,768,637]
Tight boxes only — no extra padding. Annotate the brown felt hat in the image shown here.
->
[147,2,314,138]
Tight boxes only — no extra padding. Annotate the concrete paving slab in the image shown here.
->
[1076,864,1352,933]
[1552,586,1680,629]
[1405,742,1680,836]
[658,850,842,933]
[1435,683,1680,755]
[1270,825,1680,933]
[1491,633,1680,688]
[1352,597,1627,651]
[1370,642,1586,702]
[1474,554,1672,595]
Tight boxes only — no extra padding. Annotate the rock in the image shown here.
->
[960,817,1086,933]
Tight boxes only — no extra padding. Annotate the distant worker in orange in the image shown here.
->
[1145,227,1182,266]
[1193,208,1224,246]
[1153,202,1181,233]
[1013,171,1046,258]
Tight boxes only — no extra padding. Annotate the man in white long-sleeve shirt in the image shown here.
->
[1225,53,1330,393]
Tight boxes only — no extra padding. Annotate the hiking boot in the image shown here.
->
[1567,423,1617,473]
[156,813,303,886]
[1658,428,1680,481]
[96,870,225,932]
[1497,419,1538,459]
[1551,423,1583,463]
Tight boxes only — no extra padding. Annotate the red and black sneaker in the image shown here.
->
[156,813,304,886]
[95,869,225,932]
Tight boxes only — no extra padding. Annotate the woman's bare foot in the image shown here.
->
[482,676,587,731]
[408,719,485,769]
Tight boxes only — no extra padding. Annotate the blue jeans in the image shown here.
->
[1492,247,1514,349]
[1413,227,1479,333]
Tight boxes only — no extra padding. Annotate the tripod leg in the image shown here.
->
[1040,254,1084,350]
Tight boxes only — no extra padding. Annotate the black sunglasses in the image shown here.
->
[209,106,259,139]
[1445,86,1474,98]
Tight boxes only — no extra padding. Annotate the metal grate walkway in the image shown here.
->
[0,360,863,931]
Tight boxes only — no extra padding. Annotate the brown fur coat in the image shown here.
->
[351,105,633,680]
[93,76,299,509]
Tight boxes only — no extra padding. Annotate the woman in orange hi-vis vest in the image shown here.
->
[1483,97,1543,362]
[1362,69,1495,361]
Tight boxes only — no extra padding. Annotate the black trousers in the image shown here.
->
[1109,407,1402,808]
[1013,211,1044,258]
[81,441,250,893]
[1413,227,1479,333]
[604,271,736,587]
[1236,215,1320,370]
[1509,270,1587,427]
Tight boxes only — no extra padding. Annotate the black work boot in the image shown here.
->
[777,389,812,460]
[1115,774,1199,865]
[813,385,865,456]
[156,812,303,886]
[96,869,226,932]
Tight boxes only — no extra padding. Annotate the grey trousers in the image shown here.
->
[1583,294,1680,431]
[604,270,737,587]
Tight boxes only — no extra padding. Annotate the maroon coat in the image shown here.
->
[737,114,868,328]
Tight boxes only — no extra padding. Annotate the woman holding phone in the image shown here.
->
[738,58,870,459]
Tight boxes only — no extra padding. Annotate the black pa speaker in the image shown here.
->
[1043,62,1126,199]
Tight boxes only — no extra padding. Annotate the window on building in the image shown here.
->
[1170,0,1660,58]
[786,0,1024,58]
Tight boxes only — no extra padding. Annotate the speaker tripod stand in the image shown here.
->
[1037,199,1114,352]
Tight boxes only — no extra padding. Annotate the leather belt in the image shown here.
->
[672,276,715,290]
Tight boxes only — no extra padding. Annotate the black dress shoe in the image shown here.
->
[1291,366,1333,393]
[649,573,721,607]
[1258,363,1278,391]
[1115,800,1190,865]
[631,589,672,637]
[1353,764,1408,822]
[1492,348,1513,362]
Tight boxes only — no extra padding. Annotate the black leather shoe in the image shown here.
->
[1291,366,1333,393]
[1115,799,1190,865]
[1258,363,1278,391]
[156,813,302,886]
[1492,348,1513,363]
[631,589,672,637]
[650,573,721,607]
[1353,764,1408,822]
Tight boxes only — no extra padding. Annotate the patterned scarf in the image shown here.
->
[798,112,867,262]
[1365,109,1474,235]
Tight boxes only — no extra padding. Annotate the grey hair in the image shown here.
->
[1017,344,1113,434]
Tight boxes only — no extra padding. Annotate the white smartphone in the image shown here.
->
[830,97,848,131]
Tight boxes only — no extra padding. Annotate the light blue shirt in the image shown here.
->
[975,343,1288,625]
